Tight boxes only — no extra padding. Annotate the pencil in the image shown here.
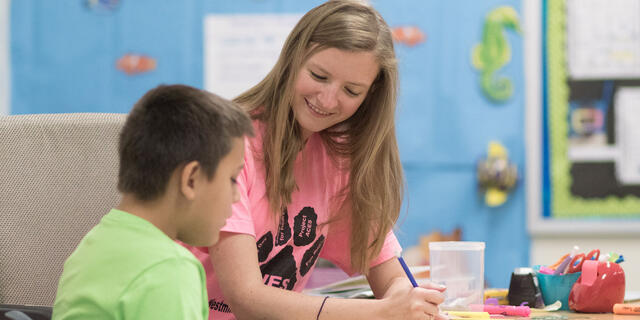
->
[397,256,419,287]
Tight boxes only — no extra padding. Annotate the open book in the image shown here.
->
[304,265,430,299]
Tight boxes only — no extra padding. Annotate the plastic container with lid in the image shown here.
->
[429,241,485,311]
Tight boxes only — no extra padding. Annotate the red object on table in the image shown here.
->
[568,260,625,313]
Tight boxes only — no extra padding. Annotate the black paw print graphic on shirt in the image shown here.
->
[256,206,325,289]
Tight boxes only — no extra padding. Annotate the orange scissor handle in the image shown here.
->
[568,249,600,273]
[549,253,569,270]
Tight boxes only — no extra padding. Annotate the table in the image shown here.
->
[527,311,638,320]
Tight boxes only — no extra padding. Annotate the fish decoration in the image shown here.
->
[477,141,518,207]
[471,6,521,102]
[391,26,426,47]
[116,54,157,75]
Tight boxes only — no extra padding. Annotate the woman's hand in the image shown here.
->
[380,277,448,320]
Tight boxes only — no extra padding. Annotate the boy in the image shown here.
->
[52,84,253,319]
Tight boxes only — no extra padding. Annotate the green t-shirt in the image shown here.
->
[52,209,209,320]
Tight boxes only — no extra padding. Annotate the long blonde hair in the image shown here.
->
[234,0,403,275]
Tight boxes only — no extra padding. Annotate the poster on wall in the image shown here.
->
[544,0,640,219]
[204,14,301,100]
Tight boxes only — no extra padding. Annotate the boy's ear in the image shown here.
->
[180,161,201,200]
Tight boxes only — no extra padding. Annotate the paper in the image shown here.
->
[566,82,615,162]
[615,87,640,185]
[303,265,430,299]
[567,0,640,79]
[204,14,302,100]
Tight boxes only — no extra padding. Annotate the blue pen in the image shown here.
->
[397,256,419,287]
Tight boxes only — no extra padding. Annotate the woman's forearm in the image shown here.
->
[210,233,444,320]
[210,233,393,320]
[227,284,389,320]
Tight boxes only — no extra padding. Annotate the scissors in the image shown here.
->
[567,249,600,273]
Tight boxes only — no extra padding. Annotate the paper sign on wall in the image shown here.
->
[204,14,301,100]
[567,0,640,79]
[615,87,640,185]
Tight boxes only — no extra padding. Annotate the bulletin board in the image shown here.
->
[527,0,640,235]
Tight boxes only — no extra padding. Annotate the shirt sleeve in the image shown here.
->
[369,230,402,268]
[119,258,208,320]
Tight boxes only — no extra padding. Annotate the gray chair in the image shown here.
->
[0,113,126,308]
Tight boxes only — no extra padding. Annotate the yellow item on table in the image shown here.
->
[484,288,509,305]
[446,311,490,319]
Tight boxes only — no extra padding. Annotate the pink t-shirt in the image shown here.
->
[187,122,401,320]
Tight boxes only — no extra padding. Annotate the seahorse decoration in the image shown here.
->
[472,6,521,102]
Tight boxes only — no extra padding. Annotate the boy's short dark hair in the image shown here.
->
[118,84,253,201]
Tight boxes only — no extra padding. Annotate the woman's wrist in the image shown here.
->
[316,296,329,320]
[371,296,395,320]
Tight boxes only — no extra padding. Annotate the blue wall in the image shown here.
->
[10,0,528,288]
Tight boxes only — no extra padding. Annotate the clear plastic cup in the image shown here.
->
[429,241,485,311]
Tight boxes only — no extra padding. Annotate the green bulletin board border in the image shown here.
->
[547,0,640,218]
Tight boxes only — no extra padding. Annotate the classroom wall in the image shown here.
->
[0,0,9,116]
[9,0,527,288]
[375,0,528,289]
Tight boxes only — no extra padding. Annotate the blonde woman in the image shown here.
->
[186,1,446,319]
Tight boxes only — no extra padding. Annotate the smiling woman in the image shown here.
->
[292,48,379,140]
[0,0,10,115]
[182,1,448,320]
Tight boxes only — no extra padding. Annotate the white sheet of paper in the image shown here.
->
[614,87,640,185]
[0,0,10,115]
[567,0,640,79]
[204,14,302,100]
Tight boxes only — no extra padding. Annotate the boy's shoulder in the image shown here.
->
[86,209,197,263]
[54,209,206,319]
[63,209,200,285]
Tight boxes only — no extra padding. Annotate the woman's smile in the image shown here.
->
[304,98,333,117]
